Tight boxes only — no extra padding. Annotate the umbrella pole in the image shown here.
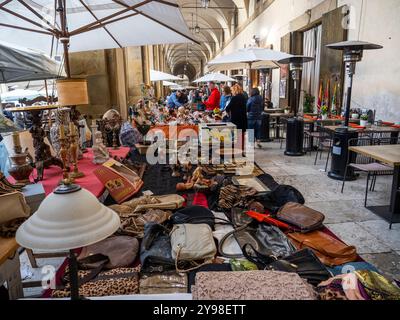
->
[248,62,252,91]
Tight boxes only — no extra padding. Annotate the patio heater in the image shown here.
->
[326,41,383,181]
[278,56,314,156]
[259,68,273,142]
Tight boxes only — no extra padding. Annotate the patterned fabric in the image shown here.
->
[355,271,400,300]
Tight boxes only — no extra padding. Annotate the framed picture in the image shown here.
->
[279,79,287,99]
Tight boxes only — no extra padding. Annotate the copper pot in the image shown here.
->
[8,153,34,184]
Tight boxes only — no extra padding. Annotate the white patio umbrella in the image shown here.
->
[0,41,65,83]
[0,1,198,79]
[193,73,236,83]
[151,70,181,82]
[162,80,179,87]
[207,47,293,89]
[1,89,42,103]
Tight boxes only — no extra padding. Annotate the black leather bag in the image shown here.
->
[243,245,331,286]
[256,185,305,213]
[170,206,215,229]
[140,222,175,273]
[219,208,296,259]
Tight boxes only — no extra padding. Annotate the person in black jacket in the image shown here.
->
[247,87,264,148]
[225,84,247,149]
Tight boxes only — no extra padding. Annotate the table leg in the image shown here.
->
[276,116,280,139]
[367,164,400,228]
[309,122,315,151]
[0,252,24,300]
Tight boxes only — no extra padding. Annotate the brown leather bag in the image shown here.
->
[277,202,324,233]
[287,231,358,267]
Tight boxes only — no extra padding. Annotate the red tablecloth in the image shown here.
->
[20,147,130,197]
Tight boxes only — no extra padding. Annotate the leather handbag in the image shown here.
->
[266,248,332,286]
[287,230,358,267]
[140,222,175,273]
[220,208,296,259]
[170,206,215,229]
[0,191,30,224]
[78,236,139,269]
[139,272,188,294]
[51,265,141,298]
[276,202,325,233]
[170,224,217,272]
[192,271,317,300]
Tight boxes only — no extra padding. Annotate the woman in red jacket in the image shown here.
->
[203,81,221,111]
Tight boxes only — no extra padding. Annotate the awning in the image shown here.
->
[193,73,236,83]
[151,70,181,81]
[0,41,65,83]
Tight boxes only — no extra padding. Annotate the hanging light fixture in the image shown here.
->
[194,2,201,34]
[201,0,210,9]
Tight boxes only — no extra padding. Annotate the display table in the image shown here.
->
[0,237,23,299]
[10,147,131,197]
[148,124,198,140]
[349,145,400,228]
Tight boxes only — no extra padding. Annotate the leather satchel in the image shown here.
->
[78,236,139,269]
[139,272,188,294]
[287,230,358,267]
[170,206,215,229]
[0,191,30,224]
[170,224,217,272]
[140,222,175,273]
[277,202,325,233]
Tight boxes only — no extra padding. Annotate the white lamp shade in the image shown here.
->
[16,187,120,251]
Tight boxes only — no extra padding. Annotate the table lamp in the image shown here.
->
[326,40,383,181]
[16,183,120,300]
[278,56,314,156]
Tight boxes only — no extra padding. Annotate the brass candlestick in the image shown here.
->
[58,125,72,184]
[68,123,84,179]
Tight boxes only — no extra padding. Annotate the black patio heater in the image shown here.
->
[326,41,383,181]
[259,68,273,142]
[278,56,314,156]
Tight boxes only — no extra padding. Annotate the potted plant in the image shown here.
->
[320,106,328,120]
[303,92,315,114]
[360,114,369,126]
[351,109,360,119]
[284,106,290,114]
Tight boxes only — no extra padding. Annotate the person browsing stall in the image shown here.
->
[203,81,221,111]
[167,90,183,109]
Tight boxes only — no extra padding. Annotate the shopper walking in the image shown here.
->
[247,87,264,148]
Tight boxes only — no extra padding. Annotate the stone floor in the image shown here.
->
[255,141,400,281]
[18,140,400,298]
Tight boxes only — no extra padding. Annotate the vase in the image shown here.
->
[321,114,328,120]
[360,120,368,127]
[8,152,34,184]
[50,108,71,158]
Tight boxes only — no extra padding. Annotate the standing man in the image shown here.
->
[203,81,221,111]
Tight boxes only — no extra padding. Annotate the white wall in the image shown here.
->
[338,0,400,122]
[215,0,327,107]
[214,0,400,122]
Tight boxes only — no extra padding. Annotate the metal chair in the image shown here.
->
[341,137,394,207]
[313,126,334,172]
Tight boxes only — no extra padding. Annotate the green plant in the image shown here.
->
[303,92,315,114]
[360,114,369,121]
[321,105,328,115]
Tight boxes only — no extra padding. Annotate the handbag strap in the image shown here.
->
[242,243,277,269]
[218,222,249,259]
[291,235,357,258]
[179,215,234,225]
[174,245,213,273]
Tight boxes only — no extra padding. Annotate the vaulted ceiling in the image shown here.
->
[165,0,249,81]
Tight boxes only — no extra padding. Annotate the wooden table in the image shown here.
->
[264,108,284,113]
[0,237,23,299]
[349,145,400,228]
